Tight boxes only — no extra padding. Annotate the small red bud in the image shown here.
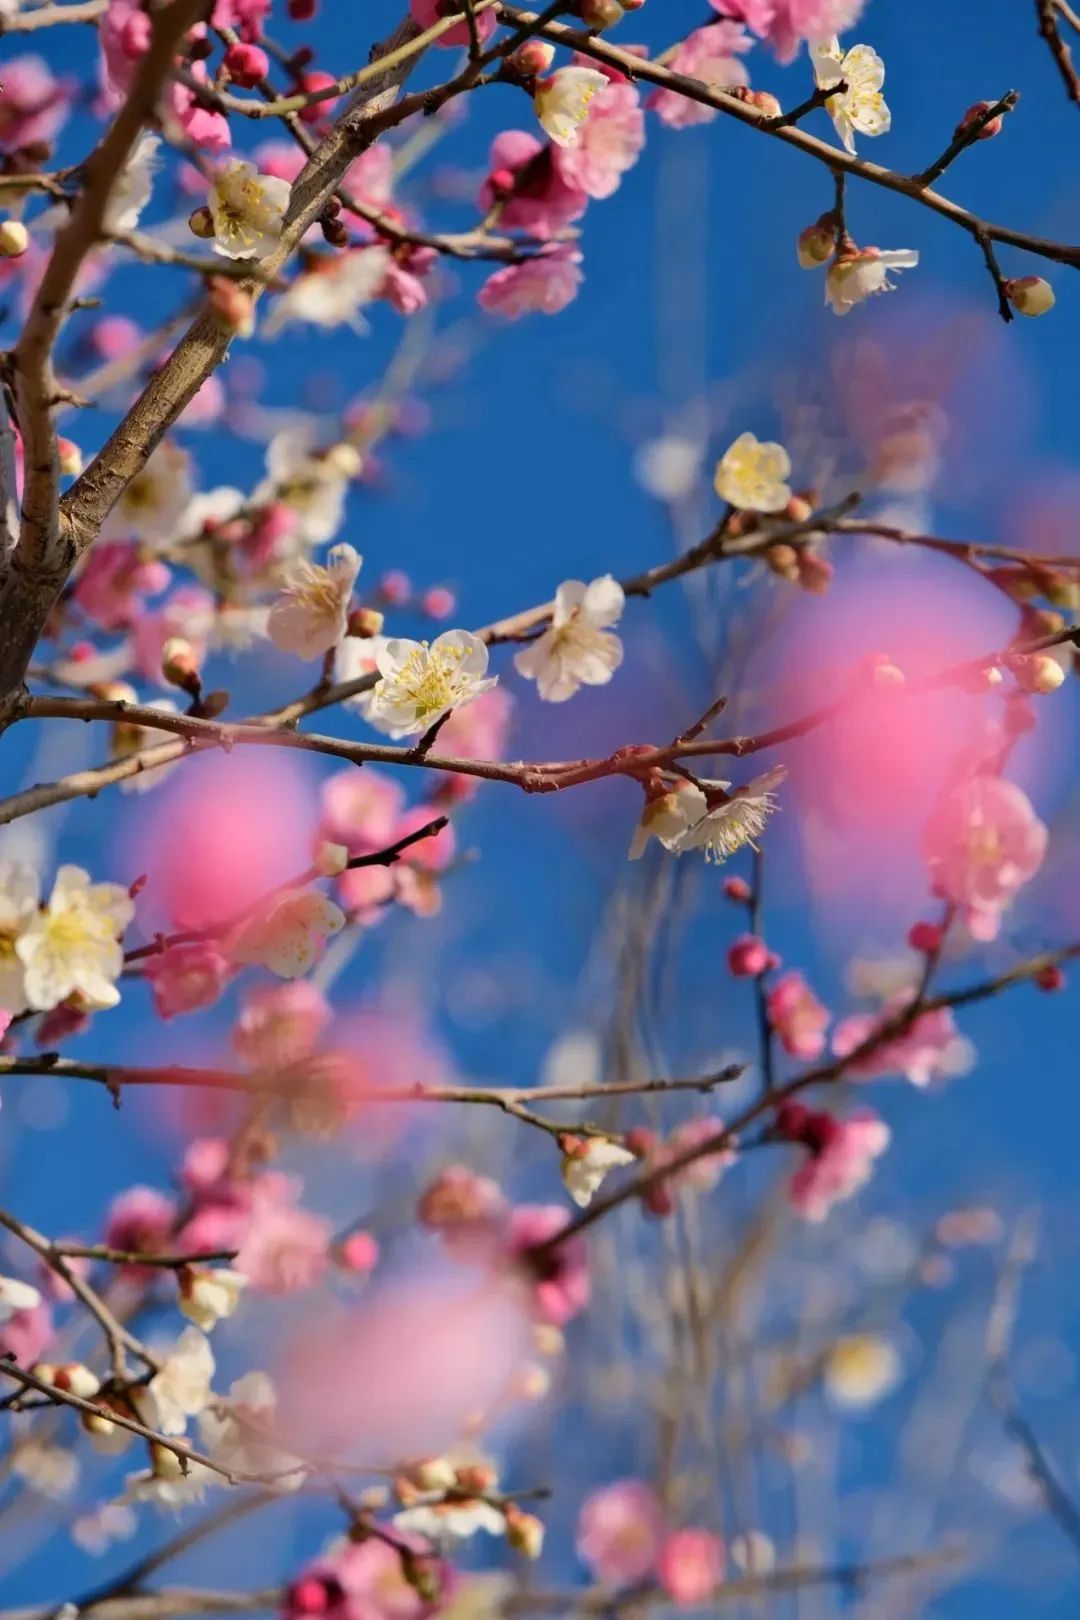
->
[1035,964,1065,992]
[907,921,943,954]
[722,876,752,903]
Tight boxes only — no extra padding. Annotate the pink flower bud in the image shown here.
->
[57,437,82,476]
[421,586,457,620]
[225,42,270,87]
[956,100,1003,140]
[379,569,412,605]
[727,933,772,977]
[722,876,752,903]
[907,921,943,954]
[1036,963,1065,992]
[337,1229,379,1273]
[299,71,339,125]
[508,39,556,76]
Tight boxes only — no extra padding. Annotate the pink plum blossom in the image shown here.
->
[339,807,455,920]
[478,247,583,319]
[143,942,232,1021]
[506,1204,590,1325]
[776,1102,890,1223]
[104,1186,178,1274]
[554,81,645,200]
[211,0,271,40]
[164,67,232,151]
[720,0,866,62]
[235,1174,332,1294]
[658,1529,726,1605]
[100,0,152,101]
[923,775,1048,942]
[832,997,973,1087]
[0,56,72,150]
[252,140,307,186]
[232,981,332,1071]
[480,131,587,237]
[409,0,496,49]
[0,1302,53,1365]
[648,25,751,128]
[73,543,171,633]
[577,1479,665,1586]
[131,585,215,684]
[766,971,829,1060]
[320,768,404,855]
[418,1164,509,1262]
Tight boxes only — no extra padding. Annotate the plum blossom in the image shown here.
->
[178,1267,247,1332]
[418,1165,509,1262]
[514,576,624,702]
[776,1102,890,1222]
[368,631,497,738]
[123,1450,219,1508]
[767,971,829,1060]
[208,161,290,259]
[480,131,587,237]
[714,432,792,512]
[663,1116,736,1193]
[235,1175,332,1293]
[0,1277,42,1322]
[560,1136,636,1208]
[105,1186,178,1271]
[320,768,404,855]
[73,542,170,632]
[922,775,1047,942]
[674,768,787,863]
[628,780,709,860]
[825,247,919,314]
[232,980,331,1070]
[0,860,41,1013]
[410,0,497,48]
[824,1333,900,1409]
[812,37,890,155]
[164,64,231,151]
[507,1205,590,1325]
[394,1498,506,1546]
[16,866,134,1012]
[554,79,644,200]
[658,1529,726,1605]
[267,248,392,333]
[231,889,346,979]
[100,441,191,546]
[577,1479,664,1586]
[103,132,159,233]
[478,246,583,319]
[648,24,751,128]
[535,67,610,149]
[199,1371,304,1484]
[0,56,70,150]
[267,544,361,659]
[138,1327,215,1435]
[143,942,232,1020]
[722,0,866,62]
[832,996,974,1086]
[0,1301,53,1365]
[256,428,352,546]
[72,1502,139,1556]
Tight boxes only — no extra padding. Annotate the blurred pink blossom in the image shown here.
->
[478,248,583,319]
[833,997,972,1086]
[777,1103,890,1223]
[658,1528,726,1605]
[577,1479,664,1586]
[766,972,829,1060]
[144,942,232,1021]
[923,775,1047,942]
[506,1204,589,1325]
[648,25,750,128]
[479,131,587,238]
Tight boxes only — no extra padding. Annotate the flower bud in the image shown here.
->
[53,1362,100,1399]
[785,493,814,523]
[161,637,201,692]
[379,569,412,605]
[727,934,771,977]
[314,840,349,877]
[57,437,82,476]
[208,275,256,338]
[507,39,556,76]
[347,606,384,637]
[907,921,943,954]
[797,220,834,268]
[0,219,30,258]
[1036,963,1065,992]
[797,551,834,595]
[413,1455,457,1491]
[1005,276,1055,317]
[188,206,215,240]
[422,586,457,620]
[580,0,623,26]
[765,542,800,581]
[324,441,363,478]
[723,875,752,903]
[336,1229,379,1273]
[224,41,270,88]
[955,99,1004,140]
[29,1362,58,1385]
[505,1507,545,1559]
[1011,652,1066,694]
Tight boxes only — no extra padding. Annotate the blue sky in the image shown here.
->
[2,2,1080,1614]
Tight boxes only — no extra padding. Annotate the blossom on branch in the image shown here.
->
[477,246,584,318]
[231,889,346,979]
[534,67,611,149]
[367,631,497,737]
[811,36,891,154]
[923,774,1047,942]
[648,24,751,128]
[267,543,362,659]
[513,576,625,702]
[207,160,291,259]
[825,247,919,314]
[714,433,792,512]
[16,867,134,1013]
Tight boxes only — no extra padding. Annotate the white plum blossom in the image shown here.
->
[811,37,890,155]
[256,428,352,547]
[824,1333,901,1409]
[534,67,610,148]
[825,248,919,314]
[123,1453,218,1508]
[634,435,704,503]
[367,631,498,738]
[333,632,387,722]
[72,1502,139,1555]
[628,781,710,861]
[100,441,191,548]
[561,1138,637,1208]
[208,160,291,259]
[0,860,40,1012]
[138,1328,215,1436]
[11,1439,79,1499]
[714,433,792,513]
[514,577,625,702]
[198,1371,305,1487]
[231,889,346,979]
[178,1267,248,1332]
[394,1499,507,1546]
[16,866,135,1012]
[104,132,159,233]
[674,768,787,863]
[266,543,361,659]
[0,1276,42,1321]
[266,247,391,333]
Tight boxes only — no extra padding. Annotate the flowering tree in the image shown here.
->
[0,0,1078,1616]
